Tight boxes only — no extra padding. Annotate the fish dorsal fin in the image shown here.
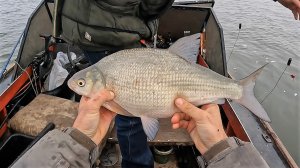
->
[168,33,200,63]
[140,116,159,140]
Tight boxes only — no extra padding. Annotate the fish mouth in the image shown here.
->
[67,79,76,91]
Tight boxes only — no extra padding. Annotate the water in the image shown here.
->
[214,0,300,164]
[0,0,299,165]
[0,0,39,67]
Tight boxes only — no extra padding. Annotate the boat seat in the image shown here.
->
[8,94,79,136]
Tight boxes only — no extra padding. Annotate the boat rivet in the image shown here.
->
[262,133,272,143]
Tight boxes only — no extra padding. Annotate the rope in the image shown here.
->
[0,30,24,79]
[14,60,38,96]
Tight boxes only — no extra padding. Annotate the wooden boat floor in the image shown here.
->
[108,118,193,146]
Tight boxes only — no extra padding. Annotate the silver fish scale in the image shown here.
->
[97,48,242,118]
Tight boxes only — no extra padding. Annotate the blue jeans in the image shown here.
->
[116,115,154,168]
[83,50,154,168]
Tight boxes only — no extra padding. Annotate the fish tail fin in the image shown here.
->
[236,63,271,122]
[168,33,200,63]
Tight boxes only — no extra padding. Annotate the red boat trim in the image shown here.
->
[221,101,249,141]
[0,66,33,138]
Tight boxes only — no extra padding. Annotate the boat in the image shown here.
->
[0,0,297,167]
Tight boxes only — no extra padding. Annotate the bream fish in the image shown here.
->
[68,33,270,140]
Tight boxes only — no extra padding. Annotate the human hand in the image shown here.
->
[73,89,116,145]
[278,0,300,20]
[171,98,228,154]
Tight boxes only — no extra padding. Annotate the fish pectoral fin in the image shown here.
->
[103,101,133,117]
[140,116,159,141]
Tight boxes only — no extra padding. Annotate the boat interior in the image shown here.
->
[0,0,296,167]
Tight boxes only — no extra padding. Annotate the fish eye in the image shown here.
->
[77,79,86,87]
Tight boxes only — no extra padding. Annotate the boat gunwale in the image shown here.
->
[0,1,297,167]
[13,0,51,80]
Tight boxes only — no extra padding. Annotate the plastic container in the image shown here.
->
[153,146,174,164]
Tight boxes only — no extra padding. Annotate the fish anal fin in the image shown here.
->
[211,98,225,105]
[140,116,159,140]
[190,98,225,107]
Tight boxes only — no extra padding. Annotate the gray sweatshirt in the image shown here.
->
[11,128,270,168]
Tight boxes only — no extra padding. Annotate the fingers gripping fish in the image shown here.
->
[68,33,270,140]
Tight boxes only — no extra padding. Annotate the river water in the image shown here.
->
[0,0,299,165]
[214,0,300,164]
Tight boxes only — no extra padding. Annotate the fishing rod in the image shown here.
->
[0,31,24,79]
[227,23,242,63]
[261,58,293,103]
